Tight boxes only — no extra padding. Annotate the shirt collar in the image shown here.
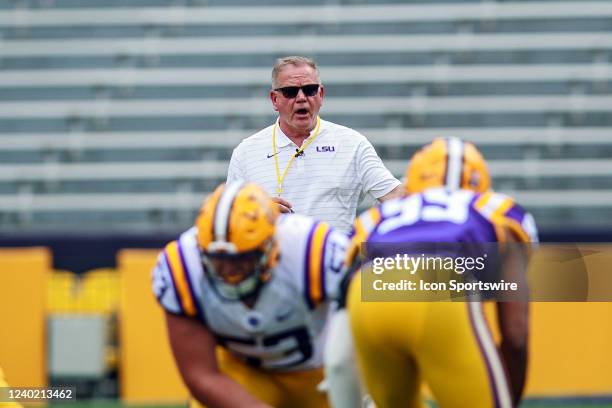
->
[274,119,293,148]
[274,117,322,148]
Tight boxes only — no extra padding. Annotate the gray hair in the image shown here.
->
[271,56,320,88]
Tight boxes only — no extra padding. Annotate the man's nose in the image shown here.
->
[295,89,308,100]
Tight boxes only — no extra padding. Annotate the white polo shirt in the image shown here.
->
[227,118,401,233]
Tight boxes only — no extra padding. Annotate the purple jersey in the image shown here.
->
[352,187,538,248]
[342,188,538,290]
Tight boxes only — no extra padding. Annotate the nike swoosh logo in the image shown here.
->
[275,309,294,322]
[267,152,279,159]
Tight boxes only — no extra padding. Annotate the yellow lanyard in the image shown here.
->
[272,116,321,196]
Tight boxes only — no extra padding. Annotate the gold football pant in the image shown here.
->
[191,347,329,408]
[348,272,512,408]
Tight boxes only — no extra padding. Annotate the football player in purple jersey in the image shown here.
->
[326,138,538,408]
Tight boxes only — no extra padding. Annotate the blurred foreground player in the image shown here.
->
[0,367,22,408]
[152,182,348,408]
[344,138,538,408]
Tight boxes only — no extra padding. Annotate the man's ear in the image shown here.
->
[319,84,325,102]
[270,90,280,112]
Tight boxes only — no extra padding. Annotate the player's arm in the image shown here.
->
[165,312,272,408]
[334,206,381,308]
[496,227,530,407]
[322,221,369,408]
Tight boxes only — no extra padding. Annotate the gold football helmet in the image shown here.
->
[196,182,280,301]
[405,137,491,194]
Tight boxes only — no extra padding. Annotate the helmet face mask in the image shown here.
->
[201,241,275,301]
[196,182,280,302]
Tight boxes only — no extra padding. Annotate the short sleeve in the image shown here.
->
[151,249,183,315]
[355,138,401,199]
[322,228,350,301]
[474,192,539,243]
[227,146,246,184]
[299,219,350,307]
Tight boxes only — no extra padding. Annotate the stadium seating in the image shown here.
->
[0,0,611,231]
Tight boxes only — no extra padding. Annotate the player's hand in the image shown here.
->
[271,197,293,213]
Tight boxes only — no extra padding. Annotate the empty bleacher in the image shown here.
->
[1,0,611,231]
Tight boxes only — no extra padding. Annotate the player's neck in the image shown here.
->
[241,294,258,309]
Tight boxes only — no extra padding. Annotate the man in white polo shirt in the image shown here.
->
[227,55,401,408]
[227,55,402,234]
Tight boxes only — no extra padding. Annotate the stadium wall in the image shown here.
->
[0,248,48,388]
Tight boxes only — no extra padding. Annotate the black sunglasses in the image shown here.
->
[274,84,320,99]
